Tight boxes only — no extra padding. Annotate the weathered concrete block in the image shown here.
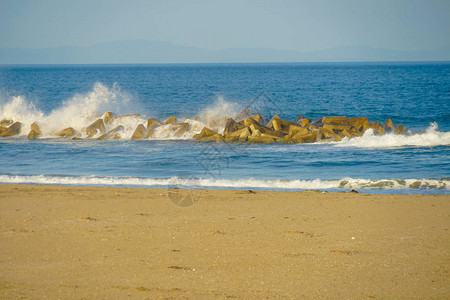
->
[223,118,240,136]
[0,119,13,127]
[238,127,251,141]
[376,127,385,136]
[58,127,77,138]
[248,136,276,143]
[131,124,147,140]
[292,131,318,143]
[249,114,262,123]
[288,125,309,137]
[173,123,190,137]
[372,121,381,130]
[146,130,155,138]
[98,125,124,140]
[260,133,283,141]
[193,127,220,141]
[27,130,39,139]
[30,122,41,135]
[323,123,352,131]
[103,112,115,125]
[0,122,22,137]
[394,124,406,135]
[299,118,311,127]
[348,117,369,132]
[147,118,162,130]
[251,128,262,137]
[164,115,176,124]
[322,116,348,124]
[86,119,106,138]
[383,119,395,131]
[340,129,353,138]
[319,128,342,141]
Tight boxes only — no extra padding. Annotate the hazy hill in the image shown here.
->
[0,40,449,64]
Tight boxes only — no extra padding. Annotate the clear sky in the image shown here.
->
[1,0,449,51]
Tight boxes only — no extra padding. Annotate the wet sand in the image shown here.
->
[0,184,449,299]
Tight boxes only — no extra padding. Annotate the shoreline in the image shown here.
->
[1,184,449,298]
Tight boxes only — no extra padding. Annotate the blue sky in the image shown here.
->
[1,0,449,51]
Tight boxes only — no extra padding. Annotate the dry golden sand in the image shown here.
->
[0,184,449,299]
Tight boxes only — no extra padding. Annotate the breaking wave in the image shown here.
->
[1,83,449,147]
[333,123,450,148]
[0,175,448,192]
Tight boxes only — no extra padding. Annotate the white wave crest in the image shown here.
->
[0,175,447,191]
[197,97,242,134]
[334,123,450,148]
[0,83,145,137]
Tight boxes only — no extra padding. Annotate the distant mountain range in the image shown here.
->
[0,40,449,64]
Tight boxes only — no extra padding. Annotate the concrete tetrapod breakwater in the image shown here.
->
[0,111,407,143]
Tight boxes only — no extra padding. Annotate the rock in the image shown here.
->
[348,117,369,132]
[372,121,381,130]
[383,119,395,132]
[0,119,13,127]
[249,114,262,123]
[260,133,283,141]
[0,122,22,137]
[58,127,77,137]
[10,122,22,135]
[0,126,12,137]
[223,118,240,136]
[292,131,318,143]
[299,118,310,127]
[30,122,41,135]
[27,130,39,139]
[146,130,155,138]
[322,116,348,124]
[164,115,176,124]
[243,119,271,134]
[318,128,342,141]
[226,127,248,138]
[248,136,276,143]
[251,128,262,137]
[288,125,309,137]
[394,124,406,135]
[103,112,115,125]
[296,115,304,123]
[238,127,251,141]
[193,127,221,141]
[375,127,385,136]
[323,123,352,131]
[98,125,124,140]
[27,122,41,139]
[131,124,147,140]
[147,118,162,130]
[86,119,106,138]
[173,123,190,137]
[340,129,353,138]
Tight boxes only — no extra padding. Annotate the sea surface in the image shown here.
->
[0,62,449,194]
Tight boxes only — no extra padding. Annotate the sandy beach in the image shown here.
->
[0,184,448,299]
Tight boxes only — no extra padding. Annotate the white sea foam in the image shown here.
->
[0,83,146,138]
[0,175,447,191]
[333,123,450,148]
[197,97,242,134]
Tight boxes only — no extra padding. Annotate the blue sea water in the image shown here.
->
[0,62,449,194]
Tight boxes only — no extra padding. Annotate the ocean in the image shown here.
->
[0,62,449,194]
